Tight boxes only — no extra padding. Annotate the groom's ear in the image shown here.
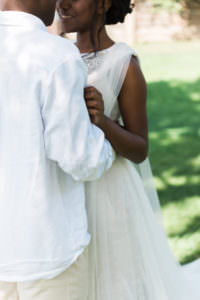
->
[97,0,112,15]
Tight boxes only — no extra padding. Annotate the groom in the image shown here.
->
[0,0,115,299]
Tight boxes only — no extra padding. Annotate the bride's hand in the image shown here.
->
[84,86,105,127]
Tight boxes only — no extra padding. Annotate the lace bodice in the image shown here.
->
[81,43,136,120]
[81,44,117,74]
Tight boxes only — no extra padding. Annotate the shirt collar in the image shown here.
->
[0,11,47,32]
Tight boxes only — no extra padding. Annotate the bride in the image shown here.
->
[57,0,200,299]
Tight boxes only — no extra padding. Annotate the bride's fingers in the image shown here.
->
[84,89,96,97]
[88,108,98,114]
[85,93,101,102]
[86,100,103,110]
[84,86,95,92]
[84,86,97,94]
[84,89,102,100]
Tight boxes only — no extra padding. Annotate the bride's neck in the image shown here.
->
[76,27,114,53]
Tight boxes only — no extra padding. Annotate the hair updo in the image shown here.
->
[90,0,134,52]
[106,0,134,25]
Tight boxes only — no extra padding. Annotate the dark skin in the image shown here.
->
[57,0,148,163]
[0,0,57,26]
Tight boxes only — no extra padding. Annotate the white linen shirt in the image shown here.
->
[0,11,115,282]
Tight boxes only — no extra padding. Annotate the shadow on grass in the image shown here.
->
[148,78,200,131]
[148,78,200,205]
[181,247,200,264]
[147,78,200,263]
[168,216,200,239]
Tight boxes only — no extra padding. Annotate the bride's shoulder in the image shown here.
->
[114,42,137,57]
[107,43,139,69]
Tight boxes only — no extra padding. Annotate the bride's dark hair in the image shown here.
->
[90,0,134,51]
[106,0,134,24]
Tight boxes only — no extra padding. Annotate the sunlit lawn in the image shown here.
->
[134,41,200,264]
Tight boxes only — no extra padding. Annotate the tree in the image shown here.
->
[151,0,200,11]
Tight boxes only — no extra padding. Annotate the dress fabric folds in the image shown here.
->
[81,43,200,300]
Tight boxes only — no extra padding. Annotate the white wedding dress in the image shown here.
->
[81,43,200,300]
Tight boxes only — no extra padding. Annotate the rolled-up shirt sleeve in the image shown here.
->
[41,55,115,181]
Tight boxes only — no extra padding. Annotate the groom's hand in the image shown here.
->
[84,86,105,127]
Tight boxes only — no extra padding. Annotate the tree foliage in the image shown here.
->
[151,0,200,11]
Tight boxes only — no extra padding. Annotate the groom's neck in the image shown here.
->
[0,0,56,26]
[0,0,31,12]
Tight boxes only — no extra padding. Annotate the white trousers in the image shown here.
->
[0,249,88,300]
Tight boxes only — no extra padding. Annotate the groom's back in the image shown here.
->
[0,14,79,171]
[0,12,79,170]
[0,12,90,277]
[0,12,82,203]
[0,10,115,282]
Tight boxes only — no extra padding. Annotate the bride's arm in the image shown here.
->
[85,57,148,164]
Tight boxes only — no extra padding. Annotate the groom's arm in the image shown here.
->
[41,54,115,181]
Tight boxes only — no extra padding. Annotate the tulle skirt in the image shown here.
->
[85,156,200,300]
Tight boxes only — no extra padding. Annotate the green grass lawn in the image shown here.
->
[134,41,200,264]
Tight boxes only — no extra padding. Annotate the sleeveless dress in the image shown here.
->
[81,43,200,300]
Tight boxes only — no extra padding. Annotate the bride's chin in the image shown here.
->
[62,29,76,34]
[61,26,71,34]
[61,24,75,34]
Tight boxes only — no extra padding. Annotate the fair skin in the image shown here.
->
[57,0,148,163]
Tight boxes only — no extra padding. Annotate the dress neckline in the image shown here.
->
[81,43,118,57]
